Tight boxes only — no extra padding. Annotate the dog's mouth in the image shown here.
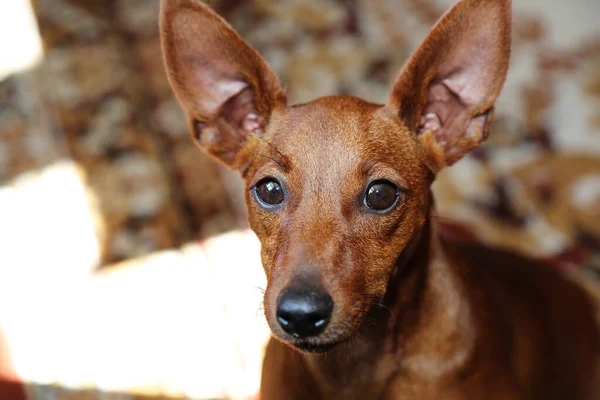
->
[277,311,375,354]
[285,337,340,353]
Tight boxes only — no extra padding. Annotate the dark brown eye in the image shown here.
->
[364,180,400,212]
[254,178,284,207]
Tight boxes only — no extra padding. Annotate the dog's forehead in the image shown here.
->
[275,98,372,158]
[266,96,420,177]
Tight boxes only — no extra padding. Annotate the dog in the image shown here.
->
[159,0,600,398]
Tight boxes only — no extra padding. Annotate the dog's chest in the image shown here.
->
[305,343,397,399]
[314,361,463,400]
[310,345,515,400]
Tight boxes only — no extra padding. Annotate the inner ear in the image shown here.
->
[417,81,493,162]
[191,87,266,166]
[223,87,266,136]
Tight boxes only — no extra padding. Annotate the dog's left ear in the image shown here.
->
[160,0,286,169]
[388,0,512,172]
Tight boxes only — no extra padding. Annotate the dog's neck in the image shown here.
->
[303,205,477,397]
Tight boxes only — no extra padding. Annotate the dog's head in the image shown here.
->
[160,0,511,353]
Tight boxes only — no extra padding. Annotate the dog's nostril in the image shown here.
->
[276,289,333,338]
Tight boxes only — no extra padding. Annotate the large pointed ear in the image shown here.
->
[388,0,511,172]
[160,0,286,169]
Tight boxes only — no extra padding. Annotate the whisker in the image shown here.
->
[255,286,266,294]
[355,332,367,344]
[254,135,290,168]
[256,301,265,318]
[255,153,288,170]
[373,302,395,319]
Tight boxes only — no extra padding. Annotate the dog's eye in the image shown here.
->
[364,180,400,212]
[254,178,284,207]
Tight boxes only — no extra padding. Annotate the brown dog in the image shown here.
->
[159,0,600,398]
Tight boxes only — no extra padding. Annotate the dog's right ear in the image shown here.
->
[160,0,286,169]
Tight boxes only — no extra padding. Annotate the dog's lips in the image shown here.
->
[276,325,367,354]
[269,325,342,353]
[286,338,339,353]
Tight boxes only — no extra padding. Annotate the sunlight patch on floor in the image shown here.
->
[0,0,43,80]
[0,161,269,399]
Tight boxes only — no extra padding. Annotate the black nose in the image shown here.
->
[276,289,334,338]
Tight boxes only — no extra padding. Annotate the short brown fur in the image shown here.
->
[160,0,600,398]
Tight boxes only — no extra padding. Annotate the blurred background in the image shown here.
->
[0,0,599,399]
